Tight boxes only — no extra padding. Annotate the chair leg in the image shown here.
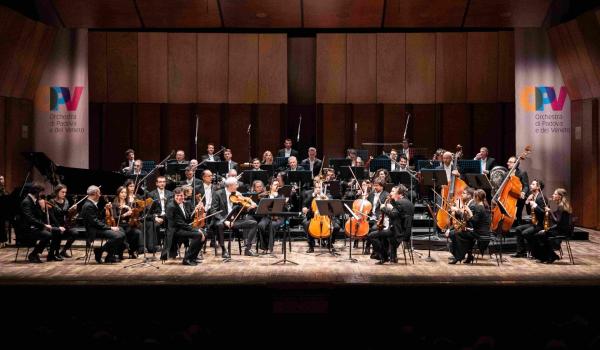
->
[402,242,407,265]
[566,240,574,264]
[14,247,19,262]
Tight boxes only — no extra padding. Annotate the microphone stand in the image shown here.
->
[123,198,160,270]
[247,124,252,162]
[194,114,199,161]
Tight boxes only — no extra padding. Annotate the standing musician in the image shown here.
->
[511,179,546,258]
[367,185,413,264]
[301,147,323,176]
[437,152,461,183]
[444,187,475,263]
[400,139,413,164]
[277,138,299,158]
[80,186,126,264]
[113,186,142,259]
[211,177,259,258]
[530,188,572,263]
[301,180,339,253]
[20,184,63,263]
[146,176,172,254]
[389,149,399,171]
[257,178,285,254]
[506,156,530,226]
[161,187,206,266]
[201,143,220,162]
[262,150,274,165]
[449,189,491,264]
[48,185,80,259]
[474,146,496,175]
[223,149,239,173]
[179,166,200,190]
[120,149,135,174]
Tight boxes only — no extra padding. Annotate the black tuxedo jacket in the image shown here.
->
[381,197,414,239]
[20,195,46,231]
[200,154,221,162]
[367,190,389,217]
[277,149,299,158]
[80,199,111,240]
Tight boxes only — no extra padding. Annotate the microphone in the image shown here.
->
[247,124,251,134]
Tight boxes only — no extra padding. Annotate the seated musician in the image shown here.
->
[161,187,206,266]
[120,149,135,174]
[80,185,126,264]
[179,166,200,189]
[201,143,220,162]
[196,170,217,238]
[20,184,62,263]
[360,179,388,253]
[48,184,80,259]
[113,186,142,259]
[397,154,418,201]
[400,139,412,164]
[444,187,474,262]
[223,148,239,173]
[257,178,285,254]
[262,150,274,165]
[146,176,172,253]
[301,180,339,253]
[372,168,391,184]
[530,188,572,263]
[286,156,304,171]
[300,147,323,175]
[346,149,360,167]
[251,158,262,170]
[174,149,188,164]
[277,138,299,158]
[211,177,259,258]
[324,168,336,182]
[367,185,413,264]
[507,156,529,226]
[450,189,491,264]
[512,179,546,258]
[389,149,399,171]
[129,159,147,177]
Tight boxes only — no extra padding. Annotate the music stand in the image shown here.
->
[369,158,391,173]
[338,166,367,182]
[260,164,274,173]
[329,158,351,176]
[258,199,298,265]
[242,170,269,188]
[458,160,482,175]
[204,161,229,176]
[166,162,187,179]
[274,157,289,171]
[465,174,492,191]
[339,202,360,263]
[323,180,341,199]
[420,170,448,263]
[315,199,343,256]
[278,185,293,198]
[389,171,410,186]
[416,160,440,172]
[124,198,160,270]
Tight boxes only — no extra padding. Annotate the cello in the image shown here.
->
[344,193,372,239]
[436,145,467,230]
[308,183,331,239]
[490,145,532,233]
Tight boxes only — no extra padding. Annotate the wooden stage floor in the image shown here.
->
[2,229,600,287]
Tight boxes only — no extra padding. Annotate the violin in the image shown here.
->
[104,196,116,227]
[377,195,391,231]
[192,194,206,229]
[128,198,153,228]
[229,193,256,209]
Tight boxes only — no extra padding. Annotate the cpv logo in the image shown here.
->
[519,86,568,112]
[50,86,84,112]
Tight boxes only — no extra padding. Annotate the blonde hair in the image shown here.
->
[554,188,572,214]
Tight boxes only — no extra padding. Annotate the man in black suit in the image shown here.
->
[0,175,8,247]
[300,147,323,176]
[507,156,530,226]
[474,146,496,175]
[367,185,414,264]
[286,156,304,172]
[277,138,299,158]
[197,170,218,245]
[179,166,201,191]
[80,185,126,264]
[128,159,147,177]
[511,179,546,258]
[19,184,61,263]
[223,148,239,173]
[146,176,172,253]
[161,187,205,265]
[120,149,135,174]
[200,143,221,162]
[211,177,259,258]
[301,180,339,253]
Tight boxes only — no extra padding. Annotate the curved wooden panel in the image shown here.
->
[384,0,467,28]
[197,33,229,103]
[259,34,287,103]
[467,32,498,103]
[226,104,252,160]
[137,0,221,28]
[88,32,107,103]
[321,104,348,158]
[52,0,141,28]
[228,34,259,103]
[304,0,384,28]
[220,0,301,28]
[406,33,435,103]
[107,32,138,103]
[138,33,167,103]
[347,34,376,103]
[316,34,346,103]
[377,33,405,104]
[168,33,197,103]
[498,31,515,102]
[436,33,466,103]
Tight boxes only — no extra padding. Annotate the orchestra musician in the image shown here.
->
[474,147,496,175]
[367,185,413,264]
[257,178,285,254]
[530,188,572,263]
[20,184,63,263]
[286,156,304,171]
[436,152,461,183]
[201,143,220,162]
[174,149,188,164]
[300,147,323,176]
[112,186,142,259]
[511,179,546,258]
[211,177,259,258]
[250,158,262,170]
[361,179,389,253]
[277,138,299,158]
[80,185,126,264]
[146,176,172,254]
[301,180,339,253]
[389,149,399,171]
[120,149,135,174]
[507,156,530,226]
[1,175,9,248]
[161,187,206,266]
[48,185,80,259]
[397,155,418,201]
[449,189,491,264]
[262,150,274,165]
[400,139,413,164]
[223,148,239,173]
[444,187,475,262]
[179,166,200,190]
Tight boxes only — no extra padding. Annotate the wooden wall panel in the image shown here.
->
[197,33,229,103]
[382,104,407,144]
[567,20,600,99]
[101,104,133,170]
[107,32,138,103]
[558,25,592,100]
[168,33,197,103]
[498,31,515,102]
[435,33,466,103]
[548,26,581,100]
[24,26,57,100]
[226,105,252,161]
[577,12,600,99]
[570,100,584,226]
[135,104,162,161]
[316,34,346,103]
[472,104,503,161]
[0,97,5,180]
[88,32,108,103]
[259,34,287,103]
[321,104,348,158]
[347,34,376,103]
[288,37,316,105]
[4,99,33,191]
[138,33,167,103]
[88,103,103,170]
[376,34,405,104]
[228,34,259,103]
[10,21,45,98]
[440,104,471,155]
[502,103,516,162]
[411,104,437,155]
[406,33,436,103]
[162,104,193,157]
[256,104,282,159]
[197,104,223,157]
[352,104,378,155]
[0,11,27,97]
[467,32,499,103]
[579,99,598,228]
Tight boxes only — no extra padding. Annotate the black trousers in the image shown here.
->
[257,216,283,251]
[456,231,480,260]
[530,229,561,261]
[26,228,53,255]
[146,218,164,253]
[514,223,541,254]
[447,229,459,259]
[217,216,258,252]
[0,216,7,243]
[303,218,339,248]
[58,227,80,252]
[367,229,395,260]
[95,228,126,257]
[126,227,142,253]
[515,198,526,226]
[175,229,205,260]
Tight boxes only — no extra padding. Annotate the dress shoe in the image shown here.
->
[28,253,43,264]
[391,257,398,264]
[511,253,527,258]
[93,248,103,264]
[59,250,72,258]
[364,247,371,255]
[306,247,314,253]
[244,249,258,257]
[370,252,379,260]
[47,253,63,262]
[464,254,474,264]
[197,252,204,260]
[182,259,198,266]
[105,255,119,264]
[129,251,138,259]
[222,249,231,259]
[448,258,461,264]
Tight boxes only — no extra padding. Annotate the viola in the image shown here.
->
[128,198,153,228]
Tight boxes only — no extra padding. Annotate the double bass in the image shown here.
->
[490,145,532,232]
[436,145,467,230]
